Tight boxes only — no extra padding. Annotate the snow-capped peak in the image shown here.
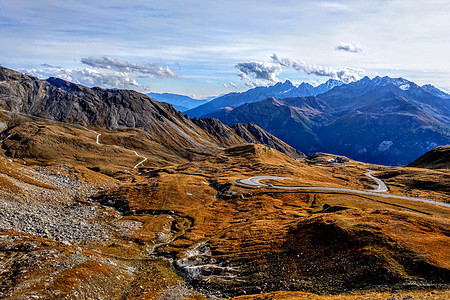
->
[322,79,345,89]
[372,76,412,90]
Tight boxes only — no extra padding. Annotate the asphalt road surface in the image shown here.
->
[236,174,450,208]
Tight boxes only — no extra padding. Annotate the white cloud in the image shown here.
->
[81,56,176,78]
[243,82,256,88]
[22,66,146,90]
[271,53,365,83]
[222,81,238,89]
[235,61,281,86]
[335,41,363,53]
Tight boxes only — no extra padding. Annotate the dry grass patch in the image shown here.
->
[0,157,57,190]
[231,289,450,299]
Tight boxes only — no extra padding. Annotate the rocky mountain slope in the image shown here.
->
[408,145,450,169]
[191,118,303,158]
[206,76,450,165]
[0,66,299,158]
[186,79,343,117]
[206,96,330,154]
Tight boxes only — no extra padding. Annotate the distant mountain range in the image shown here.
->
[2,66,448,166]
[146,92,210,112]
[186,79,344,117]
[205,76,450,166]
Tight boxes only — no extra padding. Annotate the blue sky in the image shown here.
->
[1,0,449,97]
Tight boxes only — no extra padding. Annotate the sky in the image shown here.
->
[1,0,449,98]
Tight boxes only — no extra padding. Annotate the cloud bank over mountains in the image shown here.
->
[23,66,142,89]
[25,53,365,91]
[22,57,178,91]
[223,82,237,88]
[271,54,365,83]
[233,54,366,86]
[81,56,176,78]
[235,61,282,87]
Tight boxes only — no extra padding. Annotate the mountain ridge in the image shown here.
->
[0,66,300,159]
[206,76,450,165]
[186,78,344,117]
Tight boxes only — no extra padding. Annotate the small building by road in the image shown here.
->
[334,156,349,163]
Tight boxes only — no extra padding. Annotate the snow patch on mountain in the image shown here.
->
[378,141,393,152]
[399,83,410,90]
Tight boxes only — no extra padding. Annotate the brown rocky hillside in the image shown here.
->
[408,145,450,169]
[0,140,448,299]
[0,66,300,158]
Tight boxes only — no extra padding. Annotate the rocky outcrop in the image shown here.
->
[191,117,247,147]
[232,123,304,158]
[192,118,302,157]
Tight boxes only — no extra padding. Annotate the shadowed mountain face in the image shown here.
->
[186,79,343,117]
[207,97,328,154]
[408,145,450,169]
[230,122,304,157]
[0,66,299,158]
[206,76,450,166]
[190,117,303,157]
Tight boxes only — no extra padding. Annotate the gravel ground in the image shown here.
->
[0,164,117,244]
[0,200,110,244]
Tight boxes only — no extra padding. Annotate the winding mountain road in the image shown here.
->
[236,173,450,208]
[365,170,388,192]
[0,109,147,169]
[132,151,148,168]
[81,126,147,169]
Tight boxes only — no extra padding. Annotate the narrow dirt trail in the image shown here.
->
[81,126,147,169]
[0,109,147,169]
